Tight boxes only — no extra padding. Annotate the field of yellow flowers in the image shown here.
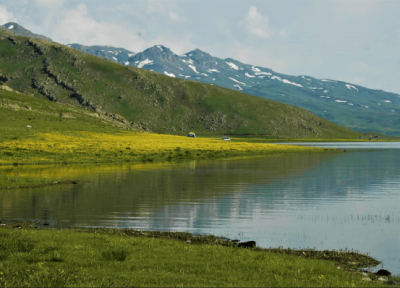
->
[0,131,323,166]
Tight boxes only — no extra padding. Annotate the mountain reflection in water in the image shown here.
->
[1,149,400,274]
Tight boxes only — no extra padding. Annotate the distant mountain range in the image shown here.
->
[0,24,361,138]
[2,22,399,135]
[66,44,400,135]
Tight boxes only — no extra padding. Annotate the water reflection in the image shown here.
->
[1,149,400,274]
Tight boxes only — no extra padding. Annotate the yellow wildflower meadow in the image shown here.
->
[0,131,323,165]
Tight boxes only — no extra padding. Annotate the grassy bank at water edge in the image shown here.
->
[0,85,337,189]
[0,222,397,287]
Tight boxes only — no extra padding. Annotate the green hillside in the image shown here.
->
[0,29,361,138]
[0,85,122,142]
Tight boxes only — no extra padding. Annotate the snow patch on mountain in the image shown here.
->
[229,77,246,86]
[185,76,191,78]
[188,65,199,73]
[124,61,129,65]
[137,59,153,68]
[164,71,175,77]
[225,62,239,70]
[128,53,135,57]
[182,59,194,65]
[345,84,358,91]
[321,79,337,82]
[258,76,265,79]
[157,45,163,52]
[201,73,208,76]
[245,72,256,78]
[255,72,272,76]
[112,57,117,61]
[207,69,220,73]
[335,100,347,103]
[383,100,392,103]
[234,84,243,90]
[8,25,13,30]
[251,66,261,72]
[271,76,303,87]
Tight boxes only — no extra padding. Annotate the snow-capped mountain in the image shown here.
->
[67,44,135,64]
[69,43,400,135]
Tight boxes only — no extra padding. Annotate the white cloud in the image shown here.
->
[36,0,64,6]
[146,0,178,15]
[169,11,186,21]
[242,6,273,39]
[48,3,195,55]
[54,4,141,47]
[0,5,17,24]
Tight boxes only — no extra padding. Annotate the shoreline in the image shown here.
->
[0,220,397,287]
[0,143,336,189]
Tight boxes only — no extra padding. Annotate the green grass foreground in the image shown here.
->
[0,223,396,287]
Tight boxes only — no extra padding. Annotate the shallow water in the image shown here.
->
[1,144,400,274]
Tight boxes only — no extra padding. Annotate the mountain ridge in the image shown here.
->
[0,26,361,139]
[68,42,400,135]
[1,22,52,42]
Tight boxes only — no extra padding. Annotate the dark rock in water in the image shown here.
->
[43,223,50,226]
[238,241,256,248]
[376,269,391,276]
[71,181,77,184]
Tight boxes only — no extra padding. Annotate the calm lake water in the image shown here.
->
[1,142,400,274]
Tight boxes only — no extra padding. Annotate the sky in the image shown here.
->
[0,0,399,94]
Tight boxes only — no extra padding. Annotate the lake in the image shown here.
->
[1,142,400,274]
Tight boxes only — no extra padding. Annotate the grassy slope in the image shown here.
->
[0,29,362,139]
[0,87,331,188]
[0,87,120,142]
[0,224,393,287]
